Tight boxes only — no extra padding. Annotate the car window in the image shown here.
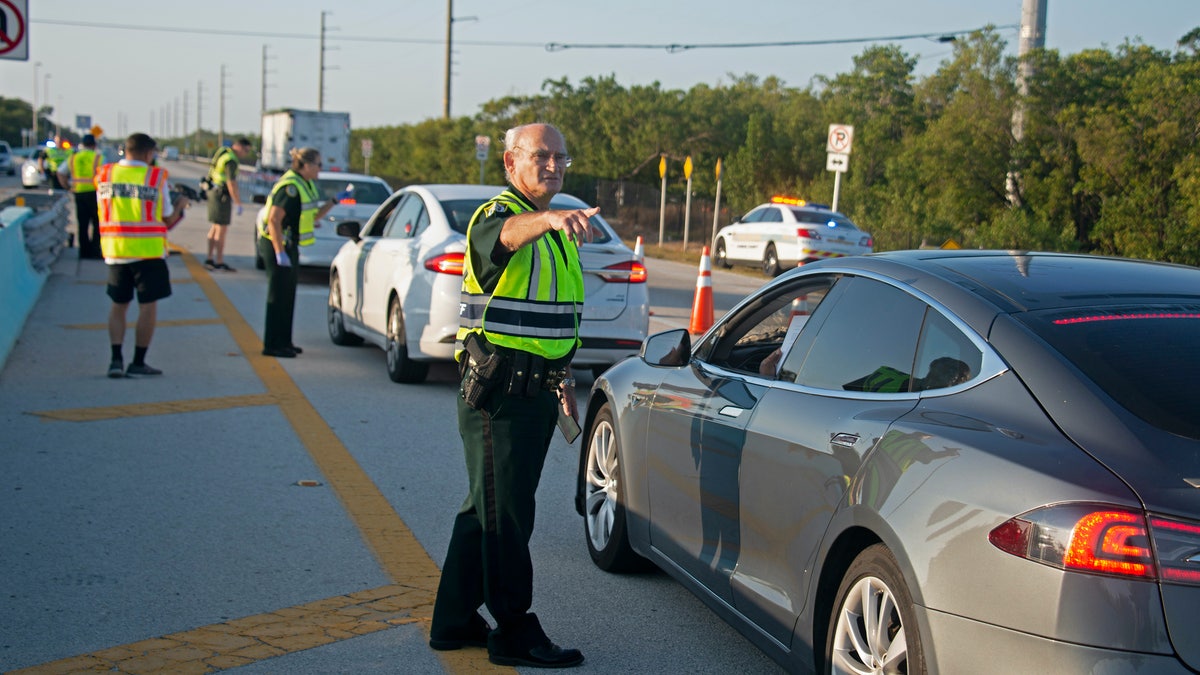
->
[382,193,428,239]
[363,194,403,237]
[912,311,982,392]
[698,276,836,376]
[315,178,392,205]
[760,207,783,223]
[1022,305,1200,440]
[792,277,927,392]
[739,207,768,224]
[792,209,859,231]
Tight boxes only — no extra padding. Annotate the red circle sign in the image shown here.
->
[0,0,27,55]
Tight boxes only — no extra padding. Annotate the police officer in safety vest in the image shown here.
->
[204,137,252,271]
[96,133,188,378]
[430,123,594,669]
[256,146,333,358]
[57,133,103,259]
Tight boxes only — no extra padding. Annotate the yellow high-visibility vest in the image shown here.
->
[97,163,168,261]
[258,170,318,247]
[69,149,99,193]
[456,189,584,361]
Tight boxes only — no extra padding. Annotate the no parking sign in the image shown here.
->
[0,0,30,61]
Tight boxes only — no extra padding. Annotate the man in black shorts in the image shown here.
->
[97,133,188,377]
[204,137,252,271]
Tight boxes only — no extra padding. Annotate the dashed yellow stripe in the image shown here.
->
[16,250,500,674]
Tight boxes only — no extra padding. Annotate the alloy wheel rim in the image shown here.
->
[831,575,907,675]
[584,420,618,551]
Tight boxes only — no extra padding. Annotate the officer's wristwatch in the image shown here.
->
[559,377,576,389]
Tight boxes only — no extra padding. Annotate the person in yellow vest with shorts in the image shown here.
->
[97,133,188,378]
[257,147,334,358]
[430,123,594,668]
[204,137,252,271]
[57,133,103,259]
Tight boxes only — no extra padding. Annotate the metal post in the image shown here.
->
[711,159,723,249]
[658,156,667,247]
[443,0,452,119]
[832,171,842,213]
[32,61,40,143]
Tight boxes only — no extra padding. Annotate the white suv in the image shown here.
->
[714,196,873,275]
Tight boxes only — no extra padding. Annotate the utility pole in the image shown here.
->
[219,64,228,148]
[1008,0,1047,206]
[196,80,204,154]
[182,89,189,153]
[261,44,276,117]
[443,0,452,119]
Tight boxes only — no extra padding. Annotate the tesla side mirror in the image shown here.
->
[641,329,691,367]
[336,221,362,241]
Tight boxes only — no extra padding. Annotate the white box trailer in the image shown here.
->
[245,109,352,202]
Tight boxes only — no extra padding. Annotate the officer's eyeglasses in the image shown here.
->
[513,148,573,169]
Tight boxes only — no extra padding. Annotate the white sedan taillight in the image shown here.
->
[424,252,465,276]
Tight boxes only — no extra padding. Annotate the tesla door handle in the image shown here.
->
[830,433,859,448]
[719,405,745,418]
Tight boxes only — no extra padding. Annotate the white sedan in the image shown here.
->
[253,172,393,269]
[327,184,649,383]
[714,196,874,276]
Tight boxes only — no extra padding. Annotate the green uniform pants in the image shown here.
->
[431,372,559,637]
[258,236,299,351]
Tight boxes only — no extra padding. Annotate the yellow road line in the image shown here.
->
[14,251,503,674]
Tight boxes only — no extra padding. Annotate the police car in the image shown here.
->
[713,196,873,275]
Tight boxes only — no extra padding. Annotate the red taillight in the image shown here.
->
[861,236,874,247]
[987,504,1193,582]
[425,252,465,275]
[797,228,821,240]
[597,260,647,284]
[338,198,357,205]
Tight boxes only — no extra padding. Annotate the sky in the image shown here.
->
[2,0,1197,143]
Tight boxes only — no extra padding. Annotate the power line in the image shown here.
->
[34,18,1016,52]
[546,25,1019,52]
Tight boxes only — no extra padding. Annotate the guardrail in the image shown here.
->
[0,190,71,369]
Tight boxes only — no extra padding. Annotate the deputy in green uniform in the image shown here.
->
[256,146,332,358]
[429,123,595,669]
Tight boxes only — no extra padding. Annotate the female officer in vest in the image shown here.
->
[257,147,334,358]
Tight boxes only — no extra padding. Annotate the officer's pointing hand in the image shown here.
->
[550,207,599,246]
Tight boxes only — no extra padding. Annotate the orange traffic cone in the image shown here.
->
[633,235,644,261]
[689,246,714,334]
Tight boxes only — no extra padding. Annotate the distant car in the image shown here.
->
[20,149,46,188]
[253,172,393,269]
[714,196,873,275]
[0,141,14,176]
[162,146,180,161]
[576,250,1200,674]
[327,184,649,383]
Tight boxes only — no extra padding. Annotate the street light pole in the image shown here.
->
[32,61,41,143]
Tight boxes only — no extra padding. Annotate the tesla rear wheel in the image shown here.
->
[828,544,924,675]
[327,273,362,346]
[583,403,649,572]
[715,239,731,269]
[386,297,428,384]
[762,244,781,277]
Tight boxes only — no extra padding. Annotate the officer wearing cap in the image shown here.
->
[429,123,594,669]
[58,133,103,259]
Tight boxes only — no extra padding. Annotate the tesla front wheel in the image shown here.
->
[583,403,648,572]
[827,544,924,675]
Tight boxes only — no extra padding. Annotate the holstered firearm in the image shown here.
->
[460,332,507,410]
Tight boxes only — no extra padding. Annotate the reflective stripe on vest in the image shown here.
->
[208,147,236,185]
[456,189,584,360]
[258,170,318,246]
[97,163,168,261]
[70,149,98,193]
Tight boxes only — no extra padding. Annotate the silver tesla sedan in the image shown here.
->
[576,250,1200,674]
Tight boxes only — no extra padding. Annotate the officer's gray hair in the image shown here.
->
[289,146,321,170]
